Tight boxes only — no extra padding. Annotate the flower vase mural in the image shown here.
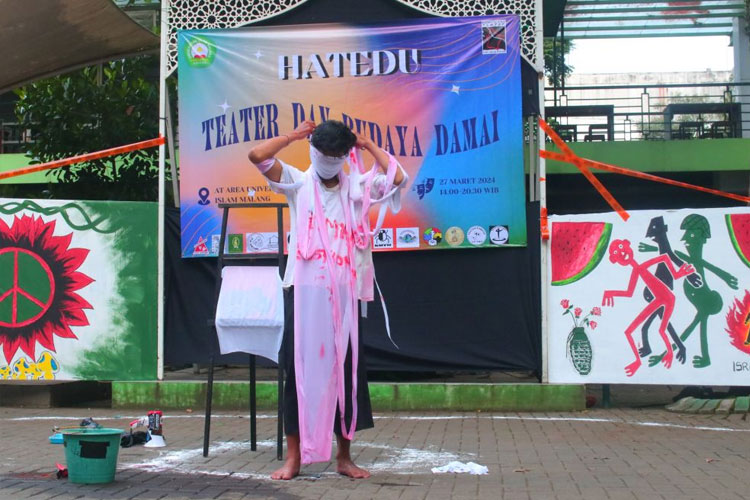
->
[561,300,600,375]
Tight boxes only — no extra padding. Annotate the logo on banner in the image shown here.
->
[193,236,210,256]
[445,227,465,247]
[467,226,487,246]
[185,36,216,67]
[423,227,443,246]
[211,235,220,255]
[489,225,509,245]
[197,187,210,206]
[413,178,435,200]
[227,234,244,254]
[481,20,507,54]
[373,228,394,249]
[396,227,420,248]
[246,232,274,252]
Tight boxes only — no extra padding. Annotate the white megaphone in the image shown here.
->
[144,432,166,448]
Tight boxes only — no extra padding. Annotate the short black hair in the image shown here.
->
[310,120,356,157]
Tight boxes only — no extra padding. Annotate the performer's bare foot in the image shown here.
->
[271,434,300,480]
[335,434,370,479]
[336,457,370,479]
[271,458,300,480]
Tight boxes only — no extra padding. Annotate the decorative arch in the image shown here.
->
[166,0,310,73]
[165,0,539,74]
[394,0,537,61]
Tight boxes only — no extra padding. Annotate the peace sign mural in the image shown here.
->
[0,214,92,364]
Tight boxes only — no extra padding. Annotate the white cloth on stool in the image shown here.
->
[215,266,284,362]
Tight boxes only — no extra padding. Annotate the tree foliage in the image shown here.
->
[14,55,161,201]
[543,38,574,88]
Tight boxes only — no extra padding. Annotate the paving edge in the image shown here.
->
[111,381,585,412]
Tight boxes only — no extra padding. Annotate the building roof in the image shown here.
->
[559,0,745,39]
[0,0,159,95]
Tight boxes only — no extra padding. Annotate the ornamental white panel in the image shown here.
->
[166,0,539,73]
[394,0,537,61]
[166,0,310,73]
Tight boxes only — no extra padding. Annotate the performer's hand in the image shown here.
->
[290,120,316,141]
[602,291,615,307]
[354,133,373,151]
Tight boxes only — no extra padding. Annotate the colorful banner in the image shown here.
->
[177,16,525,257]
[547,207,750,385]
[0,199,157,381]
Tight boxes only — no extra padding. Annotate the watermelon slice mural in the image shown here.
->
[548,207,750,385]
[727,213,750,268]
[551,222,612,286]
[0,199,157,381]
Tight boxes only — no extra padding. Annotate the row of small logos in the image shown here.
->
[192,224,509,255]
[192,233,280,256]
[375,225,509,249]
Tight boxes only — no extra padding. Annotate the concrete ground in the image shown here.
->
[1,406,749,499]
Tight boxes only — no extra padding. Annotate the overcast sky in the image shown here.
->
[567,36,734,74]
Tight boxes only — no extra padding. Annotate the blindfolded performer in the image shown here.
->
[248,119,406,480]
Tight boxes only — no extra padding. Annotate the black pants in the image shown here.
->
[281,288,374,436]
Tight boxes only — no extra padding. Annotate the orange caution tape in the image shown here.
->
[540,149,750,204]
[540,206,549,240]
[538,118,750,218]
[539,118,630,221]
[0,136,165,181]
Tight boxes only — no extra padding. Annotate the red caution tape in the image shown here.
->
[538,118,750,217]
[0,136,165,181]
[539,118,630,221]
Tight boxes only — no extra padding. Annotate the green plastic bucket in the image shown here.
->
[62,428,122,484]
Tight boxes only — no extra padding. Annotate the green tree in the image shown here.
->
[544,38,574,88]
[14,55,161,201]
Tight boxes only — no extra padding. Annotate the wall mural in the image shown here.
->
[0,199,157,381]
[548,207,750,384]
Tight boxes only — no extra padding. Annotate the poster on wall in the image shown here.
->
[0,199,157,381]
[177,15,525,257]
[547,207,750,385]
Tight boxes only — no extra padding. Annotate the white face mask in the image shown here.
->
[310,144,347,180]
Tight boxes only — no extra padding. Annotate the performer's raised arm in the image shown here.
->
[248,120,316,182]
[354,134,405,186]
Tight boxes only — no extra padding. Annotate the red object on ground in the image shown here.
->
[55,462,68,479]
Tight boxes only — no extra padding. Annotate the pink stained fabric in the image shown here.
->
[293,170,359,464]
[268,148,404,465]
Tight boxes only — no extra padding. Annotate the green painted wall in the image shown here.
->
[526,138,750,174]
[0,154,50,184]
[112,381,586,412]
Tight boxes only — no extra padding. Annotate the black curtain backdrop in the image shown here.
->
[164,203,541,373]
[164,0,542,374]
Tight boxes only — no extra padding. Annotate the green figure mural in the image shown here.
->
[650,214,738,368]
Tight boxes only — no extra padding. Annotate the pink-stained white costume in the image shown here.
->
[267,146,406,464]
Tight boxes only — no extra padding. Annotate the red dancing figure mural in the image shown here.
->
[602,239,695,376]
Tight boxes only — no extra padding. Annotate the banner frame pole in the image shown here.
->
[156,0,170,381]
[536,0,549,384]
[165,84,180,208]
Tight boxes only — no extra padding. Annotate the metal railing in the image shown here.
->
[543,81,750,142]
[0,122,34,154]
